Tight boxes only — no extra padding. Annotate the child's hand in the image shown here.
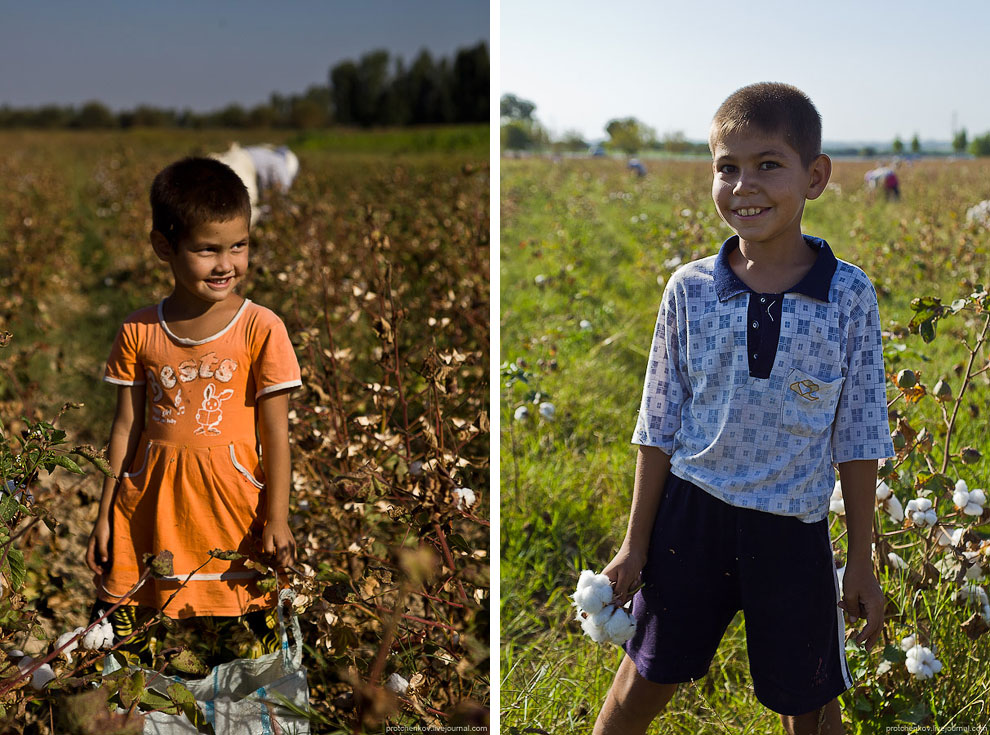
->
[838,560,884,650]
[601,543,648,605]
[262,519,296,571]
[86,518,111,580]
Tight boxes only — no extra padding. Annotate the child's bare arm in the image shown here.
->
[86,384,145,576]
[602,445,671,601]
[257,390,296,570]
[837,458,884,649]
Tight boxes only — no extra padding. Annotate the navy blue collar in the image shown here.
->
[714,235,837,303]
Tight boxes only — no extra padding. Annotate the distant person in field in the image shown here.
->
[628,158,647,177]
[594,83,893,735]
[86,157,301,664]
[209,143,300,224]
[864,164,900,201]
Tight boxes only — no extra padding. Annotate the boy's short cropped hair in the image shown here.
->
[150,157,251,245]
[709,82,822,168]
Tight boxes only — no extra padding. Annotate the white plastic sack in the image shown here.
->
[104,589,309,734]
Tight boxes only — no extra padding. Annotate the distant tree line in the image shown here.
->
[503,93,990,158]
[0,43,488,130]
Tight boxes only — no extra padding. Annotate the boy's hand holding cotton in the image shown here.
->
[572,569,637,645]
[838,561,884,649]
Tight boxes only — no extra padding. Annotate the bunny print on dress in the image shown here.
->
[194,382,234,435]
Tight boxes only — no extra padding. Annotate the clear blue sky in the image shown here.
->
[0,0,489,112]
[501,0,990,144]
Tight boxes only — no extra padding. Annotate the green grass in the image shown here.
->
[501,156,990,733]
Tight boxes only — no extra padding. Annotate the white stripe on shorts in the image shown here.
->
[830,562,854,688]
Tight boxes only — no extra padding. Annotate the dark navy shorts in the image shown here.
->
[622,473,852,716]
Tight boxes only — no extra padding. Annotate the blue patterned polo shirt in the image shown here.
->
[632,235,894,522]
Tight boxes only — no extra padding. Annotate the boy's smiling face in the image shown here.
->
[152,216,250,308]
[711,129,830,252]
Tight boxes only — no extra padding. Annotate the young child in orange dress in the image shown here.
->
[85,157,301,662]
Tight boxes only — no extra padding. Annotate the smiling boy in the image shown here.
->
[595,83,894,734]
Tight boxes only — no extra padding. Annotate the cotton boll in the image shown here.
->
[829,481,845,515]
[80,624,107,651]
[900,634,916,651]
[513,406,530,421]
[906,498,937,527]
[579,611,609,643]
[30,664,55,690]
[579,319,592,331]
[955,479,970,496]
[886,493,904,523]
[55,627,84,663]
[17,655,34,674]
[887,552,909,570]
[936,527,964,547]
[452,487,476,509]
[99,621,114,648]
[573,571,614,614]
[905,645,942,679]
[538,402,556,421]
[875,480,892,500]
[601,606,637,644]
[385,672,409,694]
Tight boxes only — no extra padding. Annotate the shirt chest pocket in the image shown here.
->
[780,368,844,438]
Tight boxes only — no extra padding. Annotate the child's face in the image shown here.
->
[156,217,250,306]
[710,129,829,250]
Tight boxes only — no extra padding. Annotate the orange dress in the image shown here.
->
[100,299,301,618]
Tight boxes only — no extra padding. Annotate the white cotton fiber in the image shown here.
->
[573,570,614,614]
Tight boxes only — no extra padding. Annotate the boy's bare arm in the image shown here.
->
[257,390,296,570]
[602,445,670,601]
[87,384,145,576]
[837,458,884,649]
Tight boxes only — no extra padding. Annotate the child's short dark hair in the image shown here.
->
[150,157,251,245]
[709,82,822,168]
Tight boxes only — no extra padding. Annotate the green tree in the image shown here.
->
[451,42,488,123]
[969,132,990,156]
[910,134,921,154]
[72,101,116,129]
[892,135,904,154]
[406,50,452,124]
[660,130,690,154]
[329,60,360,125]
[553,130,588,153]
[500,94,536,121]
[605,117,655,155]
[501,120,547,151]
[952,128,968,154]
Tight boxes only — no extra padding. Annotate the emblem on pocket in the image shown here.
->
[790,379,820,401]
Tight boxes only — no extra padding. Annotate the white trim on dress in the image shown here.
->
[256,379,302,399]
[229,444,265,489]
[104,376,146,386]
[158,571,261,582]
[158,298,252,346]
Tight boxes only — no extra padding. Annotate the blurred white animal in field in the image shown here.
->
[966,199,990,229]
[209,143,300,224]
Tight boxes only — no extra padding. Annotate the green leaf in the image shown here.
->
[168,649,209,676]
[881,643,906,664]
[207,548,244,561]
[0,495,20,523]
[140,687,180,714]
[118,670,145,710]
[5,547,26,592]
[919,319,936,343]
[72,446,116,478]
[167,682,214,734]
[54,455,84,474]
